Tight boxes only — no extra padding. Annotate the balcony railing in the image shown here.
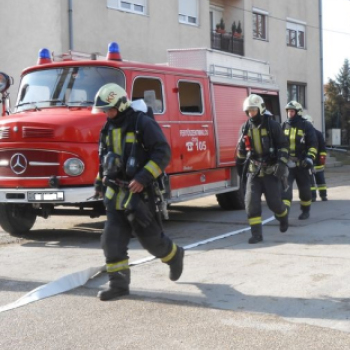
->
[211,31,244,56]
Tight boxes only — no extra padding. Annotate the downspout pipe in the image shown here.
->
[319,0,325,135]
[68,0,73,50]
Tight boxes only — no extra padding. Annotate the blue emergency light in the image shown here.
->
[37,48,52,65]
[107,42,122,61]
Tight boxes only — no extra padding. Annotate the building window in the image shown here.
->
[178,81,203,114]
[287,83,306,108]
[107,0,147,15]
[286,21,306,48]
[253,8,268,40]
[179,0,198,25]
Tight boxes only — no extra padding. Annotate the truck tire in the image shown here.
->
[0,203,37,235]
[216,188,245,210]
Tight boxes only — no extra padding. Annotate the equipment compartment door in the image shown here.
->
[175,78,215,172]
[212,84,248,166]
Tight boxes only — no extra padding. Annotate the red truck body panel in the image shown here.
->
[0,46,280,233]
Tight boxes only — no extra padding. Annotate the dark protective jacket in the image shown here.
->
[236,113,289,174]
[95,107,171,209]
[282,115,318,162]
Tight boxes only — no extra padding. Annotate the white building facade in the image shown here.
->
[0,0,323,130]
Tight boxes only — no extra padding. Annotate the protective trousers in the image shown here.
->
[282,166,312,214]
[245,173,288,240]
[101,208,174,288]
[312,170,327,200]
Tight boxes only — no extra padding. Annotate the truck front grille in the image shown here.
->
[0,149,60,177]
[0,127,10,139]
[22,127,54,138]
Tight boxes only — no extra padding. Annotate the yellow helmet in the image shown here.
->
[243,94,266,115]
[285,101,303,116]
[92,83,131,114]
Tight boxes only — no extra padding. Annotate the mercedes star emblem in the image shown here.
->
[10,153,28,174]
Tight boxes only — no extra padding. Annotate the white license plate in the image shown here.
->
[27,191,64,202]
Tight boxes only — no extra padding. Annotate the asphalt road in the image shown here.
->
[1,166,350,349]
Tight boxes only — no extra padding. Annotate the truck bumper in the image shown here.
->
[0,186,96,204]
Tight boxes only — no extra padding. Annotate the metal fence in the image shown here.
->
[211,31,244,56]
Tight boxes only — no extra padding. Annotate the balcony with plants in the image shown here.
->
[211,18,244,56]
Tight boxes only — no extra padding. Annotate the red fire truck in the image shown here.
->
[0,43,281,235]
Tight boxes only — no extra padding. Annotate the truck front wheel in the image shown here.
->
[0,203,37,235]
[216,188,245,210]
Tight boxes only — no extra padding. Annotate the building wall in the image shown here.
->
[0,0,322,131]
[1,0,211,106]
[71,0,210,64]
[0,0,68,105]
[243,0,322,130]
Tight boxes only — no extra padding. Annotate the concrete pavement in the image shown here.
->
[1,166,350,349]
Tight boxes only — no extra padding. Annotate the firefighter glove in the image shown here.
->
[94,183,103,194]
[124,193,154,228]
[301,157,313,169]
[273,162,289,181]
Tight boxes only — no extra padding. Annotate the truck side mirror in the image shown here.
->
[0,72,13,94]
[0,72,13,116]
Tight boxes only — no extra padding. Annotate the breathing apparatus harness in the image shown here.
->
[282,116,310,166]
[99,111,168,224]
[240,114,277,178]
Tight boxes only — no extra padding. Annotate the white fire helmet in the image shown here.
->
[303,115,314,124]
[285,100,303,116]
[243,94,266,115]
[92,83,131,114]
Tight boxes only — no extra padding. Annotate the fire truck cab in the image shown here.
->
[0,43,280,235]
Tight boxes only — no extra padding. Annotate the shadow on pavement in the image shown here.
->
[2,276,349,325]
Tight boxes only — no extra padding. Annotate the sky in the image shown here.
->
[323,0,350,82]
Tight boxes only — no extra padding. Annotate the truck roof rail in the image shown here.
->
[167,48,278,89]
[208,64,276,85]
[52,50,105,61]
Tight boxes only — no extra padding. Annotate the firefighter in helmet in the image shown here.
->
[282,101,318,219]
[236,94,289,244]
[304,115,328,201]
[92,83,184,301]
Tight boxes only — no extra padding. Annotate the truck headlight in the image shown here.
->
[63,158,84,176]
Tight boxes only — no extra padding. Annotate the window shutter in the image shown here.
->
[132,0,146,6]
[179,0,197,17]
[287,21,305,33]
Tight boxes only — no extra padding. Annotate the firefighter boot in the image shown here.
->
[248,225,263,244]
[320,190,328,201]
[97,270,130,301]
[275,209,289,233]
[298,206,310,220]
[279,213,289,233]
[167,246,185,281]
[311,190,317,202]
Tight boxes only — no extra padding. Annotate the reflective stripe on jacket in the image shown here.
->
[282,116,317,161]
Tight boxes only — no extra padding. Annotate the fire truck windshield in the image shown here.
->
[15,66,125,112]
